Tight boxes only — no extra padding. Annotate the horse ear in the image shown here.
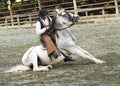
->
[55,9,65,14]
[60,9,65,12]
[55,9,60,14]
[55,9,59,13]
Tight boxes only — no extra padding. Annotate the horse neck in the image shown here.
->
[53,16,67,30]
[54,22,65,30]
[53,16,72,36]
[57,28,71,38]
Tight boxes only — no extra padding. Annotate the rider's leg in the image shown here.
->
[40,38,46,49]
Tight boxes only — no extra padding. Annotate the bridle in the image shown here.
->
[54,11,75,31]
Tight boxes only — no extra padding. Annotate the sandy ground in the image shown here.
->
[0,21,120,86]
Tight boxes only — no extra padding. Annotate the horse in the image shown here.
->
[5,9,105,73]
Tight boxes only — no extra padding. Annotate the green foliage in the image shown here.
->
[0,1,5,8]
[13,2,21,7]
[31,0,36,3]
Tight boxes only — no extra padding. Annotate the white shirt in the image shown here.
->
[36,16,52,36]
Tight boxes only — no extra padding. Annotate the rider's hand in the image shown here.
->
[45,26,50,30]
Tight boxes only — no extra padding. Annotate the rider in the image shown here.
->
[36,9,58,59]
[36,9,74,61]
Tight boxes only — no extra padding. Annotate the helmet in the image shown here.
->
[38,9,48,17]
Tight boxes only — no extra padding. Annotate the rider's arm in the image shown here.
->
[36,16,52,36]
[36,21,47,36]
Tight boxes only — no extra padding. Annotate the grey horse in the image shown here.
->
[5,9,105,72]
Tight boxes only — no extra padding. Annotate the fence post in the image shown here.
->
[8,0,14,26]
[73,0,78,15]
[102,8,105,15]
[102,8,106,22]
[17,15,20,27]
[29,14,32,27]
[5,18,8,27]
[114,0,119,16]
[37,0,41,10]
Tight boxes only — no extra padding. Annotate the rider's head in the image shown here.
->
[38,9,48,20]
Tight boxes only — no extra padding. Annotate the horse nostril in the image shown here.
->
[73,16,79,22]
[76,16,79,19]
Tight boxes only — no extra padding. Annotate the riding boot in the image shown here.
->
[64,56,74,62]
[60,51,74,62]
[49,51,58,61]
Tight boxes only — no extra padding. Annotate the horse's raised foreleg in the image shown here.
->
[68,45,105,64]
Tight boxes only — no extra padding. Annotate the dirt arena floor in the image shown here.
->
[0,21,120,86]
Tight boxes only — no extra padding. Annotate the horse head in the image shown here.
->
[54,9,79,30]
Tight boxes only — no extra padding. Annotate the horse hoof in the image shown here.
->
[101,61,106,64]
[47,65,53,69]
[33,67,49,71]
[96,60,106,64]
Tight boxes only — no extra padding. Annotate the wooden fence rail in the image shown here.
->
[0,0,120,28]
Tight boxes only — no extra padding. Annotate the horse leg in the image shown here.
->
[31,53,52,71]
[38,65,53,71]
[68,45,105,64]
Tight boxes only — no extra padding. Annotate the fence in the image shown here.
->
[0,0,120,28]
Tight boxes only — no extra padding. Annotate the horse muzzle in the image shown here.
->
[73,16,79,22]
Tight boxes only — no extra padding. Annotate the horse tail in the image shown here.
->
[4,47,35,73]
[4,64,31,73]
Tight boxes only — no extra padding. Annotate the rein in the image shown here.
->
[55,22,74,31]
